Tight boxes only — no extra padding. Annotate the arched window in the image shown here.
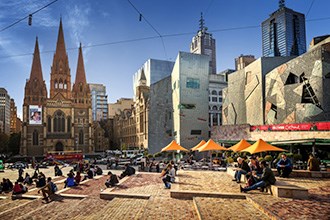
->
[47,116,51,132]
[55,80,58,89]
[59,79,63,89]
[54,111,65,132]
[212,106,218,111]
[33,130,39,145]
[79,130,84,145]
[219,90,222,96]
[64,80,67,89]
[67,117,71,133]
[211,90,217,95]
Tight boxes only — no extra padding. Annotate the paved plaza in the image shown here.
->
[0,167,329,219]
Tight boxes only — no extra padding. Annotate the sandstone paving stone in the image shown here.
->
[141,196,198,220]
[64,175,108,197]
[0,199,30,214]
[76,198,148,220]
[0,198,45,219]
[112,173,168,197]
[194,197,269,220]
[178,171,239,193]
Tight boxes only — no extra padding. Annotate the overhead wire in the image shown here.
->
[0,15,329,59]
[0,0,59,33]
[306,0,315,18]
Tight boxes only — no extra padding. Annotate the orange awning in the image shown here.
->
[228,139,251,152]
[198,139,227,152]
[241,139,286,154]
[161,140,189,152]
[191,140,206,151]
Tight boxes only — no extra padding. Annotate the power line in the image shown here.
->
[0,0,59,33]
[126,0,168,59]
[0,16,329,60]
[306,0,315,18]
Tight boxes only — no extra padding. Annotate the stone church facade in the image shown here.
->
[21,20,93,156]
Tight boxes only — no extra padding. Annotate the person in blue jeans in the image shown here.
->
[276,154,293,178]
[232,157,250,183]
[240,160,276,193]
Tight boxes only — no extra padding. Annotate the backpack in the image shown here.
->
[50,182,57,193]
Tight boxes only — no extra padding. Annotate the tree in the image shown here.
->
[0,133,9,153]
[8,132,21,155]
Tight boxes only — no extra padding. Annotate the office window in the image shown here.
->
[186,78,200,89]
[191,130,202,135]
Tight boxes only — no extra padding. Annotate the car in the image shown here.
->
[8,162,26,169]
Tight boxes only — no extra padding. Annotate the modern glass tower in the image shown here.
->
[262,1,306,57]
[89,84,108,121]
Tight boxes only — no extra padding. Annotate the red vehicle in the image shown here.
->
[46,150,83,162]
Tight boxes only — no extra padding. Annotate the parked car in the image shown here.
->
[8,161,26,169]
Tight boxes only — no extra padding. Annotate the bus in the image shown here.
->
[46,150,83,162]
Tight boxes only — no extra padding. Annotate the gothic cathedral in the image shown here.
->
[21,20,93,156]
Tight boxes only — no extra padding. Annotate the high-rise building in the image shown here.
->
[89,83,108,121]
[21,20,93,156]
[0,88,10,134]
[190,13,217,74]
[10,98,19,134]
[262,1,306,57]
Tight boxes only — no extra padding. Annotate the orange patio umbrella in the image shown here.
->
[191,140,206,151]
[198,139,227,152]
[228,139,251,152]
[161,140,188,162]
[241,139,286,154]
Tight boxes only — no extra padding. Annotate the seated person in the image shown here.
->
[38,177,56,202]
[82,168,94,181]
[23,173,33,185]
[120,164,136,179]
[12,182,28,195]
[35,173,46,187]
[32,170,38,179]
[240,160,276,193]
[276,154,293,178]
[246,157,263,187]
[95,166,103,175]
[105,171,119,187]
[74,172,81,185]
[64,173,76,188]
[232,157,250,183]
[17,175,24,183]
[161,164,175,189]
[307,154,320,171]
[54,165,63,176]
[1,178,13,193]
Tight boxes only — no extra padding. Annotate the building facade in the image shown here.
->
[265,37,330,124]
[108,98,134,119]
[208,74,227,127]
[10,98,22,134]
[89,83,108,121]
[0,88,11,134]
[235,55,256,71]
[190,13,217,74]
[172,52,210,149]
[222,56,293,125]
[133,59,174,100]
[262,3,306,57]
[21,20,93,156]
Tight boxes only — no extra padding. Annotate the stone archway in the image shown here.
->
[55,142,64,152]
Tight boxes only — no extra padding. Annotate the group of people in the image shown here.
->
[231,153,297,193]
[104,164,136,188]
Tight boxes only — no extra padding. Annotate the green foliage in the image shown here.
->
[264,155,273,162]
[258,157,264,162]
[154,152,162,158]
[226,157,234,163]
[147,154,153,158]
[0,133,9,153]
[293,154,302,161]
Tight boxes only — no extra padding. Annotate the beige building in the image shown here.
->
[235,55,256,71]
[108,98,133,119]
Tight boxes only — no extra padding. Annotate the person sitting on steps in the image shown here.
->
[232,157,250,183]
[276,154,293,178]
[105,171,119,188]
[240,160,276,193]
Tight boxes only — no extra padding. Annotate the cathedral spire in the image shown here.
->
[30,37,44,81]
[55,18,67,59]
[74,43,87,85]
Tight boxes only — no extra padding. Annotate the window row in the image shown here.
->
[210,90,223,96]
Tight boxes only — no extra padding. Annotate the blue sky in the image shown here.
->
[0,0,329,118]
